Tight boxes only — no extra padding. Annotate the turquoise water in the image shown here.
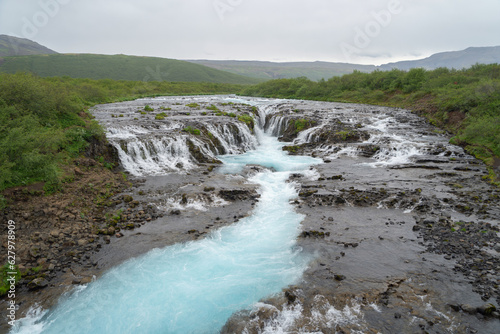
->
[11,129,321,334]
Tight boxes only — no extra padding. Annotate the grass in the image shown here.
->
[182,126,201,135]
[0,54,261,84]
[294,119,315,133]
[0,264,21,297]
[155,113,167,120]
[238,114,254,128]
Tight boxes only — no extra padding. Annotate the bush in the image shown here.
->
[238,114,254,128]
[0,264,21,297]
[182,126,201,135]
[155,112,167,120]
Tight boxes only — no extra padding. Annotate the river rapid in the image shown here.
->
[9,96,500,333]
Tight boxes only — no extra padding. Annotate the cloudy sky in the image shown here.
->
[1,0,499,65]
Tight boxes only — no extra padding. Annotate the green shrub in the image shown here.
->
[294,119,314,133]
[155,112,167,120]
[144,105,154,111]
[238,114,254,128]
[182,126,201,135]
[0,264,21,297]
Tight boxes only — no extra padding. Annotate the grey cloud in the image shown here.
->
[0,0,499,64]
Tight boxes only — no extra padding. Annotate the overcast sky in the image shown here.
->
[1,0,499,65]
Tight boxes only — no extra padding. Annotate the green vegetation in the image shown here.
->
[244,64,500,179]
[1,264,21,297]
[187,59,374,81]
[155,112,167,120]
[0,72,246,207]
[182,126,201,135]
[0,54,261,84]
[237,114,254,129]
[294,119,315,133]
[207,104,220,112]
[186,103,200,108]
[144,105,154,111]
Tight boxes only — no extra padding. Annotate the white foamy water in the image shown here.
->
[10,101,321,334]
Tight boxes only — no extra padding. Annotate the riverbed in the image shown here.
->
[9,96,500,333]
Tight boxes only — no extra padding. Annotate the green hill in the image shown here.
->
[0,53,262,84]
[187,59,375,81]
[0,35,57,57]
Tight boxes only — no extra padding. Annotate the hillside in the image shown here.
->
[0,34,57,57]
[187,60,375,81]
[380,46,500,71]
[0,53,262,84]
[188,46,500,81]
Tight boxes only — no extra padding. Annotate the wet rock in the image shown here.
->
[461,304,476,314]
[357,144,380,157]
[477,303,496,316]
[299,190,318,197]
[300,230,329,238]
[334,274,346,281]
[218,189,256,201]
[28,278,48,290]
[284,290,297,304]
[494,243,500,253]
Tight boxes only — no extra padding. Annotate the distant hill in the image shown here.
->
[187,60,375,81]
[1,34,498,83]
[379,46,500,71]
[0,35,57,57]
[188,46,500,81]
[0,53,262,84]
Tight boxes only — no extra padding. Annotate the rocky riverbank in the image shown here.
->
[0,97,262,333]
[221,100,500,333]
[2,96,499,333]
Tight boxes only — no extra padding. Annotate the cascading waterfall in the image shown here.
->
[11,102,322,334]
[265,114,290,137]
[114,136,197,175]
[204,122,258,155]
[107,120,257,176]
[293,122,325,145]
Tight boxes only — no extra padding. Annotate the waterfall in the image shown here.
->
[105,119,257,176]
[265,114,290,136]
[10,98,322,334]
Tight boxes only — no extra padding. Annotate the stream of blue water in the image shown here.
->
[12,124,321,333]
